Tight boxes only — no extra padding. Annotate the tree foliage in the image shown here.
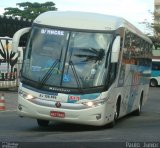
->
[150,11,160,49]
[150,22,160,49]
[139,10,160,49]
[3,2,57,20]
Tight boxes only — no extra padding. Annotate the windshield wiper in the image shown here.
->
[38,59,60,88]
[38,44,64,88]
[69,60,83,93]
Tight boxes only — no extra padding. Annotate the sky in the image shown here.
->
[0,0,154,34]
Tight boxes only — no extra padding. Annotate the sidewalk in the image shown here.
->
[0,88,18,111]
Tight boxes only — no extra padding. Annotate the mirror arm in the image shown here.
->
[111,35,121,63]
[12,27,31,52]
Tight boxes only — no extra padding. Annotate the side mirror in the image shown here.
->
[111,36,120,63]
[19,69,22,79]
[12,27,31,52]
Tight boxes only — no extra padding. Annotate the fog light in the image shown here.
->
[96,114,102,120]
[18,104,22,111]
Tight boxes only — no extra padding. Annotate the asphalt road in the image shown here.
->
[0,87,160,148]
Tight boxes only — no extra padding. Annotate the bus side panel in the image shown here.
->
[114,63,150,118]
[114,29,152,117]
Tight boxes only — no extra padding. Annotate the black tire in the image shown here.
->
[150,79,158,87]
[37,119,49,127]
[107,100,120,128]
[107,111,117,128]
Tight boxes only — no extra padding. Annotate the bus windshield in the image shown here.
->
[22,26,113,91]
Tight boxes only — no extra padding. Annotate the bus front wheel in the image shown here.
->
[150,79,158,87]
[107,99,120,128]
[37,119,49,127]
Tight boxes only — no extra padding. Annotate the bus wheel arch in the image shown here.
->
[150,79,158,87]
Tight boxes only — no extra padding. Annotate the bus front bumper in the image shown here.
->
[17,96,112,126]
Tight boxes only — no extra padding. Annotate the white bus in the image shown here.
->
[12,11,152,127]
[150,58,160,87]
[0,37,23,89]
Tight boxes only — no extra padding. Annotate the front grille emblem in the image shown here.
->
[55,101,61,108]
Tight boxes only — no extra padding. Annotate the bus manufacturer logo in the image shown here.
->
[55,101,61,108]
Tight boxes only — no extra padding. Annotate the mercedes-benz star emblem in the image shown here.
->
[55,101,61,108]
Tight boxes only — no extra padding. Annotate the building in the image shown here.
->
[154,0,160,25]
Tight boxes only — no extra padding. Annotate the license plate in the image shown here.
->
[50,111,65,118]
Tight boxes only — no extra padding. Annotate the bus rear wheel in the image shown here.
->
[133,93,143,116]
[37,119,49,127]
[150,79,158,87]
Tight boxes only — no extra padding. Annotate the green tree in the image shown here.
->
[139,10,160,49]
[150,22,160,49]
[3,1,57,20]
[149,10,160,49]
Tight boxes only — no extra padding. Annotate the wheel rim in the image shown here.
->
[138,103,141,112]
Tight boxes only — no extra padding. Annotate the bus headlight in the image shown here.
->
[25,94,35,100]
[82,99,105,107]
[19,90,36,100]
[86,101,94,107]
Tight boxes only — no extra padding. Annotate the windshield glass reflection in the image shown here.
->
[22,26,113,90]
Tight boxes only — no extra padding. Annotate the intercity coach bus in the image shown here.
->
[12,11,152,127]
[0,37,23,89]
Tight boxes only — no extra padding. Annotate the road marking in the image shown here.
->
[73,137,114,142]
[0,110,16,113]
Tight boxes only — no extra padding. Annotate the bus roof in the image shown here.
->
[152,59,160,62]
[34,11,151,43]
